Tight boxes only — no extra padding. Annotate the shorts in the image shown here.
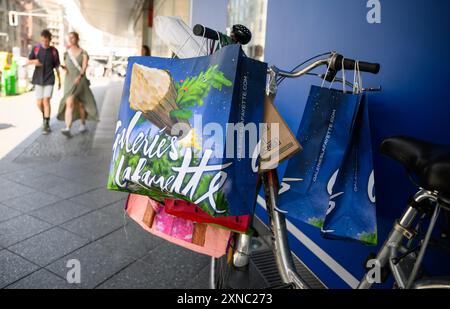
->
[35,85,54,100]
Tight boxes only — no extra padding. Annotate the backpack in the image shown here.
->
[34,45,58,64]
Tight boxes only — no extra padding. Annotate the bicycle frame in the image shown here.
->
[358,189,450,289]
[261,169,310,288]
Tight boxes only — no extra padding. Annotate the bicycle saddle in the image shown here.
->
[381,136,450,200]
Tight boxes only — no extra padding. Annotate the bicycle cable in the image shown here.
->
[276,51,332,86]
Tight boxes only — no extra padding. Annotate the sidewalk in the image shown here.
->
[0,80,210,289]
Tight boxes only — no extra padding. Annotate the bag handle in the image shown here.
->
[353,60,363,94]
[342,57,348,94]
[67,48,83,73]
[320,63,339,90]
[215,31,223,50]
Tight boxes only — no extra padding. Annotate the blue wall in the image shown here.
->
[263,0,450,288]
[191,0,228,29]
[191,0,450,288]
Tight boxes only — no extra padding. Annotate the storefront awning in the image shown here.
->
[76,0,145,37]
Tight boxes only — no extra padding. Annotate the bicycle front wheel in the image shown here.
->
[210,241,235,289]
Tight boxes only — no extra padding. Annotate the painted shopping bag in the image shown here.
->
[322,95,377,245]
[107,45,267,217]
[278,85,362,227]
[126,194,230,258]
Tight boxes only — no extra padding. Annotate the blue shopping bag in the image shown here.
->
[107,45,267,217]
[278,85,362,227]
[322,95,378,245]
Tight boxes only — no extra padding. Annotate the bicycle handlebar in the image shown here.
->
[193,25,381,78]
[332,54,380,74]
[193,24,220,41]
[274,53,380,80]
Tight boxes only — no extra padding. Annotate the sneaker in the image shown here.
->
[61,128,72,138]
[42,123,51,135]
[79,123,88,133]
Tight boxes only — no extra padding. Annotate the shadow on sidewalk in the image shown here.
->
[3,80,115,165]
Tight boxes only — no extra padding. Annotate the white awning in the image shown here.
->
[76,0,145,37]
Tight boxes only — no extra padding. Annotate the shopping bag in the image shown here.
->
[322,95,377,245]
[164,199,252,233]
[126,194,231,258]
[278,85,362,227]
[107,45,267,217]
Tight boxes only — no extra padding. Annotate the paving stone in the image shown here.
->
[9,227,89,267]
[69,187,126,210]
[46,242,135,289]
[30,200,92,226]
[141,243,210,287]
[0,250,39,288]
[3,168,49,185]
[13,127,95,164]
[43,160,103,180]
[0,204,22,223]
[0,215,52,247]
[61,209,126,241]
[2,191,62,213]
[98,242,210,289]
[70,172,109,190]
[34,159,86,175]
[43,181,95,199]
[96,259,167,289]
[21,174,73,190]
[0,162,30,176]
[100,199,128,218]
[186,264,211,289]
[6,269,78,289]
[0,180,37,202]
[95,221,164,260]
[0,81,166,289]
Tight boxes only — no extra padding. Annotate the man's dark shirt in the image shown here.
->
[28,45,60,86]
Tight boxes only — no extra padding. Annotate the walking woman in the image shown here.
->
[58,32,99,137]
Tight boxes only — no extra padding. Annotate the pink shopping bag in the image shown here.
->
[125,194,231,258]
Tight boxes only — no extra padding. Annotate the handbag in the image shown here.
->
[322,64,378,245]
[107,45,267,217]
[278,85,362,227]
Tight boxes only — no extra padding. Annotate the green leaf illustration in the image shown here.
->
[308,217,325,229]
[358,232,378,246]
[171,65,233,120]
[170,109,193,120]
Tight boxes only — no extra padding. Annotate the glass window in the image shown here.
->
[151,0,192,57]
[227,0,267,61]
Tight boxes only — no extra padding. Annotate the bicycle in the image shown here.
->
[357,136,450,289]
[194,24,450,289]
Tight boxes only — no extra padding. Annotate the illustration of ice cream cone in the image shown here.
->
[129,63,191,135]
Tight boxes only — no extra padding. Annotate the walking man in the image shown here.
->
[28,29,61,135]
